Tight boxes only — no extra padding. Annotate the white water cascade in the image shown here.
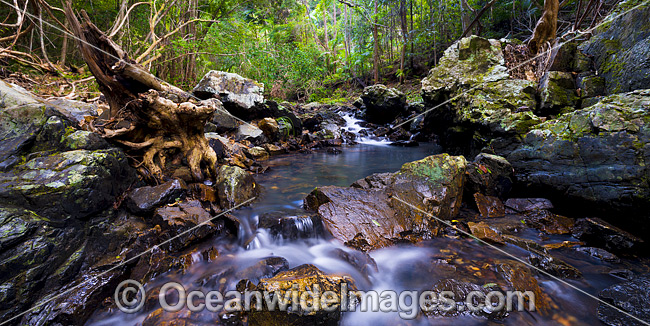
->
[340,112,392,145]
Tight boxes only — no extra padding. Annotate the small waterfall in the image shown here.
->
[340,113,392,145]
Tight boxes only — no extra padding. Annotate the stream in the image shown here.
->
[88,118,649,326]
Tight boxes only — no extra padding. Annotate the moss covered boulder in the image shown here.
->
[494,89,650,227]
[0,149,136,219]
[215,165,259,208]
[359,84,407,123]
[420,36,544,154]
[421,36,508,102]
[580,0,650,94]
[305,154,467,250]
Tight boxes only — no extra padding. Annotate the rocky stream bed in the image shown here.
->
[2,1,650,325]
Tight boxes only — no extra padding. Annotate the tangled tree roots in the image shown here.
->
[65,4,217,183]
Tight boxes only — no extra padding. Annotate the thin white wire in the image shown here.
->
[392,196,650,325]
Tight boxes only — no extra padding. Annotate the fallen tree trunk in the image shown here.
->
[64,3,217,183]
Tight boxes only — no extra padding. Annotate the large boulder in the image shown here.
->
[580,0,650,94]
[359,84,407,123]
[0,149,137,219]
[305,154,467,250]
[421,36,508,101]
[192,70,265,120]
[494,90,650,228]
[420,36,543,154]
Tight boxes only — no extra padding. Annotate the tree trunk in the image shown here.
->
[528,0,559,54]
[59,21,68,66]
[64,5,218,183]
[372,0,380,84]
[399,0,408,83]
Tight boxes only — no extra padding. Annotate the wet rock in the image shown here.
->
[473,193,505,218]
[580,1,650,94]
[543,241,584,250]
[575,247,620,263]
[258,211,324,240]
[31,115,68,152]
[262,143,284,155]
[235,124,266,145]
[126,179,187,214]
[250,264,357,326]
[23,269,124,326]
[528,251,582,279]
[523,210,574,235]
[465,153,514,199]
[305,154,467,250]
[467,221,504,244]
[0,206,42,252]
[419,36,548,155]
[189,183,218,202]
[0,149,136,219]
[504,198,554,213]
[316,122,342,140]
[193,70,265,120]
[258,117,280,142]
[331,248,378,279]
[320,138,343,147]
[494,260,553,314]
[609,269,634,280]
[154,200,222,250]
[598,274,650,326]
[0,102,49,169]
[327,147,342,154]
[305,186,405,250]
[422,278,506,318]
[240,257,290,284]
[215,165,259,208]
[248,146,269,160]
[538,71,578,115]
[360,84,407,123]
[572,217,644,253]
[501,234,550,253]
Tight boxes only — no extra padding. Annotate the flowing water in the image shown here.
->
[88,119,649,325]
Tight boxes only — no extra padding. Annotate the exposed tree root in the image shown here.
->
[65,4,218,183]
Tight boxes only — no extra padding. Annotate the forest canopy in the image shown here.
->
[0,0,616,102]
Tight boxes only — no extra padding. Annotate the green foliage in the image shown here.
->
[3,0,593,100]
